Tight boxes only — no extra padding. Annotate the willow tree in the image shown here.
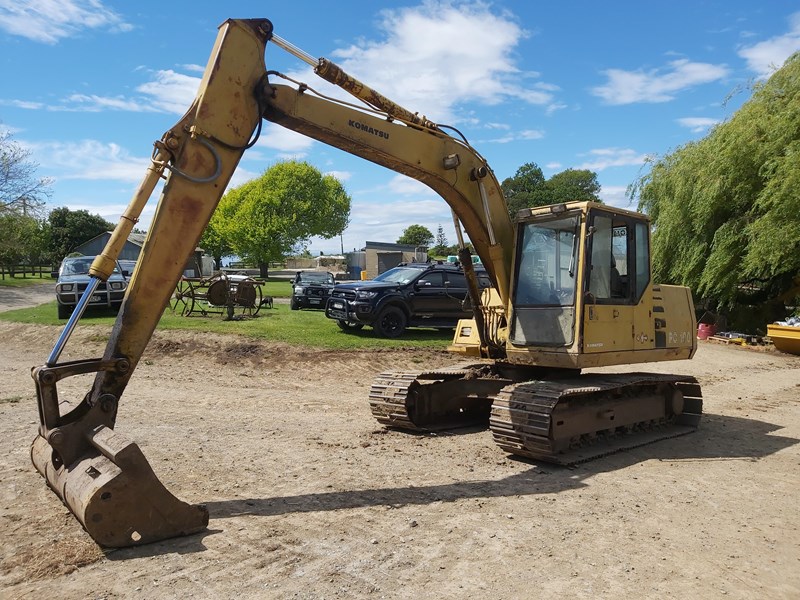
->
[207,160,351,278]
[631,52,800,322]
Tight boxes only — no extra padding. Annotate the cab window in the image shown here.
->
[585,210,649,305]
[513,214,580,307]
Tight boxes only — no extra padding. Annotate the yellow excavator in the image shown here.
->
[31,18,702,548]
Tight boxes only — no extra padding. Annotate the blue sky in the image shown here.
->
[2,1,799,256]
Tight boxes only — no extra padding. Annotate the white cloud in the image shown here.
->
[229,165,262,189]
[253,123,316,154]
[1,94,156,113]
[545,162,562,170]
[0,0,132,44]
[575,148,648,171]
[57,200,157,231]
[483,129,544,144]
[64,93,158,113]
[178,63,205,73]
[738,11,800,77]
[356,197,445,223]
[385,174,438,197]
[326,1,555,122]
[676,117,720,133]
[2,69,199,114]
[592,59,729,105]
[324,175,454,250]
[545,102,568,116]
[340,195,456,250]
[518,130,547,141]
[0,99,44,110]
[31,139,149,182]
[324,170,352,182]
[598,185,632,209]
[136,70,201,114]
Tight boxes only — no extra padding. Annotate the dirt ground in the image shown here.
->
[0,286,799,599]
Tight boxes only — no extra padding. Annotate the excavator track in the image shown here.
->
[369,372,427,430]
[490,373,702,466]
[369,367,702,465]
[369,365,507,431]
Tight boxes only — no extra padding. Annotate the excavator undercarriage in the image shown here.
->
[370,367,702,466]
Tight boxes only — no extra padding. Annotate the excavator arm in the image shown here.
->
[32,18,515,547]
[260,81,514,303]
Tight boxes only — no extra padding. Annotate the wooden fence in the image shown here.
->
[0,265,54,280]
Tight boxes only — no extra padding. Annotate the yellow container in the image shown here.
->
[360,270,368,281]
[767,324,800,355]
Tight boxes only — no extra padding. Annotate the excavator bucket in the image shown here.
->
[31,427,208,548]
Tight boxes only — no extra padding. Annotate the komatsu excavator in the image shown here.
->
[31,18,702,548]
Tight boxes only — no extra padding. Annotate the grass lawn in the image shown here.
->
[0,301,455,350]
[0,276,54,288]
[259,279,292,298]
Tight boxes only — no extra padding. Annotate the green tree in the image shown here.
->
[0,129,52,217]
[431,224,448,256]
[500,162,547,216]
[212,160,351,278]
[397,224,434,247]
[47,207,114,261]
[502,163,602,217]
[200,211,233,271]
[0,213,44,269]
[545,169,601,203]
[631,51,800,324]
[443,241,474,256]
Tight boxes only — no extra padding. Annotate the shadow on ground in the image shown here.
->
[108,412,797,559]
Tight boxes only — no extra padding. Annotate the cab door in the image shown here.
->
[631,220,655,351]
[582,211,635,353]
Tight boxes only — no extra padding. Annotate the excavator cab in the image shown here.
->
[442,202,701,463]
[499,201,696,369]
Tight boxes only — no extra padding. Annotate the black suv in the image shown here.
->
[325,263,492,337]
[290,271,336,310]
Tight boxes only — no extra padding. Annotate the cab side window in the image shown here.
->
[586,211,646,305]
[587,214,619,301]
[634,221,650,299]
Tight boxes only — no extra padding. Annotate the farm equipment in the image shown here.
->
[32,18,702,548]
[171,273,270,319]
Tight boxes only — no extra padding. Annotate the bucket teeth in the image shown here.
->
[31,428,208,548]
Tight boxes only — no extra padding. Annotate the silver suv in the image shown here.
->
[55,256,136,319]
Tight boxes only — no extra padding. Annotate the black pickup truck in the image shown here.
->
[325,262,492,337]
